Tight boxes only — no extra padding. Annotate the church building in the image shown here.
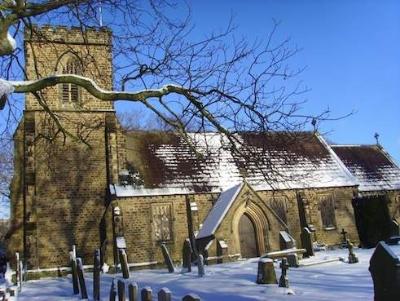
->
[6,25,400,273]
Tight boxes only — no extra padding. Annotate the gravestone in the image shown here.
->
[287,253,299,268]
[93,249,101,301]
[256,258,277,284]
[369,241,400,301]
[160,243,175,273]
[278,258,289,288]
[158,287,172,301]
[217,240,228,264]
[117,279,126,301]
[128,282,138,301]
[118,249,130,279]
[279,231,296,250]
[197,254,205,277]
[76,258,88,299]
[109,279,117,301]
[182,238,193,272]
[69,251,79,295]
[141,287,152,301]
[300,227,314,258]
[346,240,359,264]
[182,294,201,301]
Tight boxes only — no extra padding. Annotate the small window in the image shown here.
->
[61,58,82,103]
[320,195,337,229]
[152,204,173,242]
[56,53,83,104]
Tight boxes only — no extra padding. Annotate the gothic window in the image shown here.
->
[269,197,288,224]
[152,204,173,242]
[57,53,83,104]
[320,195,337,229]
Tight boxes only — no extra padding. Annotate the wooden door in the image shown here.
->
[239,214,259,258]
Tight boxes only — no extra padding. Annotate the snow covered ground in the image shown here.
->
[11,244,400,300]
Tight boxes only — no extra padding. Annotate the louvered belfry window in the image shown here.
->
[61,58,81,103]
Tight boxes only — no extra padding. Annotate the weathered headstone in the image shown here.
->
[158,287,172,301]
[182,294,201,301]
[278,258,289,288]
[279,231,296,250]
[300,227,314,258]
[286,253,299,268]
[118,249,130,279]
[216,240,228,264]
[369,241,400,301]
[93,249,101,301]
[109,279,117,301]
[118,279,126,301]
[182,238,193,272]
[128,281,138,301]
[69,251,79,295]
[256,258,277,284]
[76,257,88,299]
[346,240,359,264]
[160,243,175,273]
[141,286,152,301]
[197,254,205,277]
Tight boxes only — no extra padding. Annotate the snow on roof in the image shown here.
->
[331,144,400,192]
[120,131,357,196]
[197,182,243,239]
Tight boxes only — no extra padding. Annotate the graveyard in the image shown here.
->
[0,242,396,300]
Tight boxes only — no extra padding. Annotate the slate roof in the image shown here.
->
[113,131,357,196]
[331,144,400,192]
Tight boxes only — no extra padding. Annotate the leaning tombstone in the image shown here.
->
[128,281,138,301]
[369,241,400,301]
[279,231,296,250]
[182,294,201,301]
[109,279,117,301]
[93,249,101,301]
[278,258,289,288]
[346,240,359,264]
[118,249,130,279]
[256,258,277,284]
[286,253,299,268]
[76,257,88,299]
[197,254,205,277]
[117,279,126,301]
[158,287,172,301]
[160,243,175,273]
[141,286,152,301]
[70,251,79,295]
[300,227,314,257]
[216,240,228,264]
[182,238,193,272]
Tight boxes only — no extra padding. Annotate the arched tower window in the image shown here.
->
[56,53,83,104]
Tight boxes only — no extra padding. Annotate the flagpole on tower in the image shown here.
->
[98,0,103,27]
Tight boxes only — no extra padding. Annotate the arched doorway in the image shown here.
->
[239,214,259,258]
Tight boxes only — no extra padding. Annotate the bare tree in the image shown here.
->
[0,0,343,203]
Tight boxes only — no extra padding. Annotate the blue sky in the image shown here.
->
[187,0,400,162]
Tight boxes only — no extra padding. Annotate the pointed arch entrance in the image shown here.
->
[239,213,259,258]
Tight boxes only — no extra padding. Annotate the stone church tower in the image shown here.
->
[8,25,124,269]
